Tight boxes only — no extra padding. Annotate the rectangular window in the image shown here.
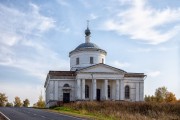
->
[108,85,110,98]
[90,57,93,64]
[85,85,89,98]
[102,58,104,63]
[76,58,79,65]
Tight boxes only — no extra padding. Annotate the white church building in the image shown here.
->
[44,26,146,107]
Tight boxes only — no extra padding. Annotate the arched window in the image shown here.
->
[125,85,130,99]
[85,85,89,98]
[63,84,70,87]
[108,85,110,98]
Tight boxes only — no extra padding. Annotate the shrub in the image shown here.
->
[57,101,180,120]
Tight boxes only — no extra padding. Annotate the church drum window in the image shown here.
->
[85,85,89,98]
[102,58,104,63]
[76,57,79,65]
[125,85,130,99]
[90,57,93,64]
[108,85,110,98]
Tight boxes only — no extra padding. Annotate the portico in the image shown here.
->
[75,65,126,101]
[76,78,124,101]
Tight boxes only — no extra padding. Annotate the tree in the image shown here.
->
[0,93,8,107]
[36,94,45,108]
[155,86,168,102]
[23,99,30,107]
[150,95,156,102]
[145,86,178,103]
[144,95,151,102]
[165,92,176,102]
[6,102,13,107]
[33,103,37,107]
[14,96,22,107]
[144,95,156,102]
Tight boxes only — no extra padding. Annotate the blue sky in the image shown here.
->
[0,0,179,105]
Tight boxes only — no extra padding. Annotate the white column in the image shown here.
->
[54,81,58,100]
[81,79,85,100]
[139,82,144,101]
[93,79,96,100]
[104,80,108,100]
[53,81,55,100]
[116,80,120,100]
[120,80,124,100]
[136,82,140,101]
[90,82,93,101]
[76,79,81,100]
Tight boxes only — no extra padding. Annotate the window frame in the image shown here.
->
[90,57,94,64]
[108,85,110,98]
[102,58,104,63]
[125,85,130,99]
[85,85,89,98]
[76,57,79,65]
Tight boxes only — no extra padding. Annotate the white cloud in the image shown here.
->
[78,0,91,8]
[128,48,152,53]
[128,46,175,53]
[147,71,161,77]
[89,13,98,20]
[118,0,132,5]
[56,0,70,6]
[102,0,180,45]
[0,3,69,80]
[157,47,169,52]
[0,32,22,46]
[111,60,130,68]
[0,3,55,46]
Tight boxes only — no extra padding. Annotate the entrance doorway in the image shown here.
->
[63,93,70,103]
[97,89,101,101]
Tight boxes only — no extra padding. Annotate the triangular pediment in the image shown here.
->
[78,63,126,74]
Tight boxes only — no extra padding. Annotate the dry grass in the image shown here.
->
[54,101,180,120]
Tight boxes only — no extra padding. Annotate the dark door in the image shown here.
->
[97,89,101,101]
[63,93,70,103]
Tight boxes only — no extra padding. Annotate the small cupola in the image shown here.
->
[85,20,91,43]
[85,27,91,36]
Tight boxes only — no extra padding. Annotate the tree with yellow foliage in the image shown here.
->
[145,86,177,103]
[0,93,8,107]
[14,96,22,107]
[36,92,45,108]
[165,92,176,102]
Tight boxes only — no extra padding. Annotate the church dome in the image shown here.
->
[75,42,100,50]
[69,42,106,55]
